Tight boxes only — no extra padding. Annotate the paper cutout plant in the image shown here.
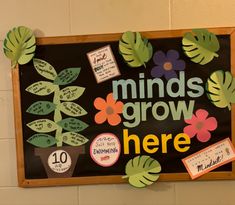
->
[206,70,235,110]
[26,58,89,147]
[182,29,219,65]
[3,26,36,68]
[119,31,153,68]
[123,155,161,188]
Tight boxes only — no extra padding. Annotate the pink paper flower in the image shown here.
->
[183,109,217,142]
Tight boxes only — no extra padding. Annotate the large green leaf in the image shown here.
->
[53,68,81,85]
[3,26,36,68]
[27,119,58,133]
[123,155,161,188]
[59,86,85,101]
[206,70,235,110]
[26,81,56,96]
[33,58,57,80]
[26,101,56,115]
[62,132,89,146]
[27,133,57,148]
[119,31,153,67]
[57,117,89,132]
[59,102,87,117]
[182,29,219,65]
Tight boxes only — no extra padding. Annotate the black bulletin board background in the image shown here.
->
[15,30,234,186]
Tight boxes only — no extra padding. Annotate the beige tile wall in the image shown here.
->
[0,0,235,204]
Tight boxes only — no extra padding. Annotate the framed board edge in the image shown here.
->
[12,27,235,187]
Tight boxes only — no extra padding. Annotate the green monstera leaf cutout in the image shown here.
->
[206,70,235,110]
[182,29,219,65]
[3,26,36,68]
[119,31,153,68]
[123,155,161,188]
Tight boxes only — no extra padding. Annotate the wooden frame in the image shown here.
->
[12,27,235,187]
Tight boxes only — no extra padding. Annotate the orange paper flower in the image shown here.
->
[94,93,123,126]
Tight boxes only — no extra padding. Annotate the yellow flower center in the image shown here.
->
[163,62,173,71]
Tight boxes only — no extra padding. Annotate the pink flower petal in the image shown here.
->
[107,114,121,126]
[204,117,218,131]
[95,110,107,124]
[184,114,197,125]
[183,125,198,138]
[195,109,208,121]
[113,101,124,114]
[196,130,211,142]
[94,97,107,110]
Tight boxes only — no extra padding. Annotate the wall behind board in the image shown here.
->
[0,0,235,204]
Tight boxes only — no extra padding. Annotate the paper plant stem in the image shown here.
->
[53,85,63,147]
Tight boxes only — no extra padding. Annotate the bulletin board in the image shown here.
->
[12,27,235,187]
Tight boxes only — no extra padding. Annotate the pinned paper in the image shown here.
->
[3,26,36,68]
[57,117,89,132]
[26,81,56,96]
[27,134,57,148]
[182,138,235,179]
[62,132,89,146]
[59,86,85,101]
[182,29,219,65]
[87,45,120,83]
[206,70,235,110]
[123,155,161,188]
[26,101,56,115]
[59,102,87,117]
[54,68,81,85]
[119,31,153,68]
[27,119,58,133]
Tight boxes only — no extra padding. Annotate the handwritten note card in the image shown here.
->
[182,138,235,179]
[87,45,120,83]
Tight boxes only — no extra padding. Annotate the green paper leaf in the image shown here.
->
[3,26,36,68]
[119,31,153,67]
[59,102,87,117]
[59,86,85,101]
[206,70,235,110]
[26,101,56,115]
[123,155,161,188]
[182,29,220,65]
[33,58,57,80]
[27,133,56,148]
[26,81,56,96]
[57,117,89,132]
[62,132,89,146]
[53,68,81,85]
[27,119,58,133]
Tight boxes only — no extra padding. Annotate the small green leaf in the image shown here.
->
[206,70,235,110]
[26,101,56,115]
[33,58,57,80]
[53,68,81,85]
[182,29,220,65]
[3,26,36,68]
[119,31,153,67]
[59,86,85,101]
[57,117,89,132]
[26,81,56,96]
[123,155,161,188]
[62,132,89,146]
[27,133,56,148]
[59,102,87,117]
[27,119,58,133]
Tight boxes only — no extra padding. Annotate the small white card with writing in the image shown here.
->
[182,138,235,179]
[87,45,120,83]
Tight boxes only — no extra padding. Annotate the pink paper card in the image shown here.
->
[182,138,235,179]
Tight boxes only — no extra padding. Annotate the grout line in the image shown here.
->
[68,0,72,34]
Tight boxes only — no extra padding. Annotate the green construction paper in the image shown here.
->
[33,58,57,80]
[206,70,235,110]
[62,132,89,146]
[26,81,56,96]
[26,101,56,115]
[57,117,89,132]
[182,29,219,65]
[53,68,81,85]
[3,26,36,68]
[119,31,153,68]
[27,119,58,133]
[59,86,85,101]
[59,102,87,117]
[27,133,57,148]
[123,155,161,188]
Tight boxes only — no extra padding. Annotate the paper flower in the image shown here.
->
[151,50,185,80]
[94,93,123,126]
[183,109,217,142]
